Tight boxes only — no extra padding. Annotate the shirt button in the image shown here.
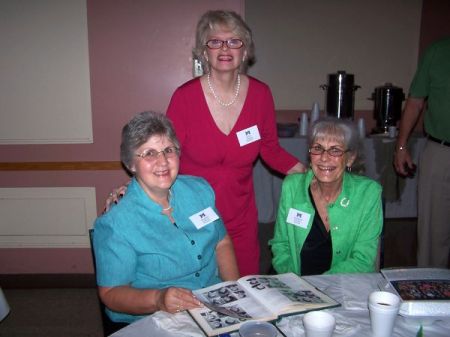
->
[191,240,195,245]
[195,272,200,277]
[197,255,202,260]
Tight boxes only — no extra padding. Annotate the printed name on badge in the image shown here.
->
[189,207,220,229]
[236,125,261,147]
[286,208,311,229]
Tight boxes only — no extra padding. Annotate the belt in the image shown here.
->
[428,135,450,147]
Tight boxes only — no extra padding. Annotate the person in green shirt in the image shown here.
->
[270,117,383,275]
[393,37,450,268]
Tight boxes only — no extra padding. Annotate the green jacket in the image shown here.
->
[270,170,382,275]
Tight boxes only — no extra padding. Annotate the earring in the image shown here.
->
[346,166,352,172]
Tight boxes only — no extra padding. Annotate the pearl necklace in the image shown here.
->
[207,73,241,107]
[160,189,172,213]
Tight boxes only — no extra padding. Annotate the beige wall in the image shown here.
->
[246,0,422,111]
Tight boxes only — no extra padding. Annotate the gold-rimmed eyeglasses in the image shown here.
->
[205,39,244,49]
[309,145,349,157]
[135,146,179,162]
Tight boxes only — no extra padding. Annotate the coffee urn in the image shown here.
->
[320,70,360,120]
[370,83,405,133]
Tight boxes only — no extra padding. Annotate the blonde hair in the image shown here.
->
[193,10,255,73]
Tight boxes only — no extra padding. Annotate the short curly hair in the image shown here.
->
[309,117,364,173]
[120,111,180,172]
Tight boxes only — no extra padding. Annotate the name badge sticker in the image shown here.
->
[189,207,220,230]
[286,208,311,229]
[236,125,261,147]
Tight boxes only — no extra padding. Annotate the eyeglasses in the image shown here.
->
[135,146,179,162]
[205,39,244,49]
[309,145,349,157]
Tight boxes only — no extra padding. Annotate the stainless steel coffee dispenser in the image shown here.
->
[320,71,360,120]
[370,83,405,133]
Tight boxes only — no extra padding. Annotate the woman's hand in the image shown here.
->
[103,183,129,213]
[287,161,307,174]
[156,287,202,314]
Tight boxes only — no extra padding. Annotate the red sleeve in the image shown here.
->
[257,83,299,174]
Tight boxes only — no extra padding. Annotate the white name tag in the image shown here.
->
[287,208,311,229]
[236,125,261,147]
[189,207,220,230]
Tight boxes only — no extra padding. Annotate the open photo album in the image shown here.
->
[188,272,340,336]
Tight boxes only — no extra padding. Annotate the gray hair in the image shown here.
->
[193,10,255,73]
[309,117,364,173]
[120,111,179,172]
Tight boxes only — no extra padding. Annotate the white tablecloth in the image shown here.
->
[110,273,450,337]
[254,135,426,221]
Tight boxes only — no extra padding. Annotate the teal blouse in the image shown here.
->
[93,175,226,323]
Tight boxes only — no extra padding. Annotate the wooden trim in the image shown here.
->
[0,161,123,171]
[0,273,96,289]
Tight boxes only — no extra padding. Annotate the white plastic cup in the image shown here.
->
[368,291,400,337]
[299,112,309,136]
[388,126,397,138]
[303,311,335,337]
[311,102,320,124]
[357,117,366,139]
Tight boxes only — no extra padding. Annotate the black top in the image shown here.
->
[300,188,332,276]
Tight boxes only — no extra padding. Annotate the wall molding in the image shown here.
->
[0,187,97,248]
[0,161,122,171]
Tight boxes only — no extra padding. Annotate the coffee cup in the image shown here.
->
[303,311,335,337]
[368,291,400,337]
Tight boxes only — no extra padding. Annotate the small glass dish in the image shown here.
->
[238,320,277,337]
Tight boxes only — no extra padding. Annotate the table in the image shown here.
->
[110,273,450,337]
[254,135,426,222]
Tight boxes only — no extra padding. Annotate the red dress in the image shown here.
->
[167,77,298,276]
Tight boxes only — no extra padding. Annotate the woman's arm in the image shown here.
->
[257,84,304,174]
[98,285,201,315]
[216,234,240,281]
[270,178,298,274]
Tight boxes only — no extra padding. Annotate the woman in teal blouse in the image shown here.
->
[270,117,383,275]
[93,111,239,323]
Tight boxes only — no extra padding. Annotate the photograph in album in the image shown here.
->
[188,273,340,336]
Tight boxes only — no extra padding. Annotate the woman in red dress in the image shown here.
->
[166,10,305,276]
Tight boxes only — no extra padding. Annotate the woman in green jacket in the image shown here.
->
[270,117,382,275]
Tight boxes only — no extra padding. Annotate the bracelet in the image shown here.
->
[397,145,407,151]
